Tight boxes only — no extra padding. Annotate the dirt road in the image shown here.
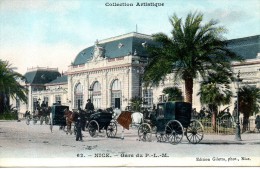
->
[0,120,259,167]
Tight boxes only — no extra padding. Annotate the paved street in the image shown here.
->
[0,120,259,167]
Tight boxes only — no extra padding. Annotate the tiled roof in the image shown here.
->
[24,69,61,84]
[46,75,68,85]
[73,32,155,66]
[227,35,260,60]
[73,33,259,66]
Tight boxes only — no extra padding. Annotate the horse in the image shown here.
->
[64,108,77,135]
[109,107,144,127]
[131,112,143,127]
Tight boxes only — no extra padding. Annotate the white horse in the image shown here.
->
[112,108,143,127]
[131,112,143,127]
[112,108,122,120]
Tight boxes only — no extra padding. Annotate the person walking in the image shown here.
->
[75,117,83,141]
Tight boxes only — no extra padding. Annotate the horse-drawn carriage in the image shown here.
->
[50,104,68,132]
[26,107,50,125]
[138,101,204,144]
[50,105,117,138]
[86,110,117,138]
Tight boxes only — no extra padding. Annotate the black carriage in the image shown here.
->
[49,104,69,132]
[138,101,204,144]
[87,111,117,138]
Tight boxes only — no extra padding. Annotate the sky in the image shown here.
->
[0,0,259,75]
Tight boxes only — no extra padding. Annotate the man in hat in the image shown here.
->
[85,99,94,113]
[75,117,83,141]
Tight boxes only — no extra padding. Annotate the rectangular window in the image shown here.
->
[44,97,49,107]
[55,95,61,104]
[33,97,38,110]
[74,95,83,109]
[111,91,121,109]
[143,89,153,109]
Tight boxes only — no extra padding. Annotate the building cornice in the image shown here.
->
[99,32,152,44]
[232,59,260,67]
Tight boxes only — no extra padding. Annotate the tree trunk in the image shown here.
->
[0,94,4,114]
[184,78,193,104]
[242,116,249,132]
[212,111,217,132]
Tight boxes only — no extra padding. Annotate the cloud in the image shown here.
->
[206,8,249,26]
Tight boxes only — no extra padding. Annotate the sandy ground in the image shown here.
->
[0,120,259,167]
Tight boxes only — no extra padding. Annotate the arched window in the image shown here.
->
[92,81,101,109]
[111,79,121,109]
[74,83,83,109]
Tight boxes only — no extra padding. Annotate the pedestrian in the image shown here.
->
[75,117,83,141]
[85,99,94,113]
[79,110,86,131]
[24,110,29,118]
[198,107,206,118]
[255,115,260,132]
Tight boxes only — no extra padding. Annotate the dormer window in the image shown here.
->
[118,43,124,48]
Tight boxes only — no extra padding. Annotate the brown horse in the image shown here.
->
[64,108,77,135]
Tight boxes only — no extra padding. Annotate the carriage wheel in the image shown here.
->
[186,119,204,144]
[88,120,99,137]
[26,117,30,125]
[106,121,117,138]
[138,123,152,142]
[156,132,167,142]
[165,120,183,145]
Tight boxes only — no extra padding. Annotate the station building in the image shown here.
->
[13,32,260,117]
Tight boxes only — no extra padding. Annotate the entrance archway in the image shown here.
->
[74,83,83,109]
[111,79,121,109]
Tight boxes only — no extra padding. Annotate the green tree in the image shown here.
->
[143,11,242,106]
[238,85,260,132]
[162,87,183,101]
[198,72,233,131]
[130,96,143,112]
[0,60,28,114]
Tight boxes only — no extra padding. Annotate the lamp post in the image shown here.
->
[235,70,242,141]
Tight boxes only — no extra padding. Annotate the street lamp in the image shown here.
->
[235,70,242,141]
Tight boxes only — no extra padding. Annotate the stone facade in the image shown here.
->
[13,33,260,117]
[66,32,150,110]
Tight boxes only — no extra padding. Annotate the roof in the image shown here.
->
[73,33,259,66]
[46,75,68,85]
[227,35,260,60]
[73,32,155,66]
[24,69,61,85]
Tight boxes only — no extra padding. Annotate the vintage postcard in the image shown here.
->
[0,0,259,167]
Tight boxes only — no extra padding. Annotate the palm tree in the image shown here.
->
[198,72,233,131]
[0,59,28,114]
[238,85,260,132]
[143,11,242,106]
[162,87,183,101]
[130,96,143,112]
